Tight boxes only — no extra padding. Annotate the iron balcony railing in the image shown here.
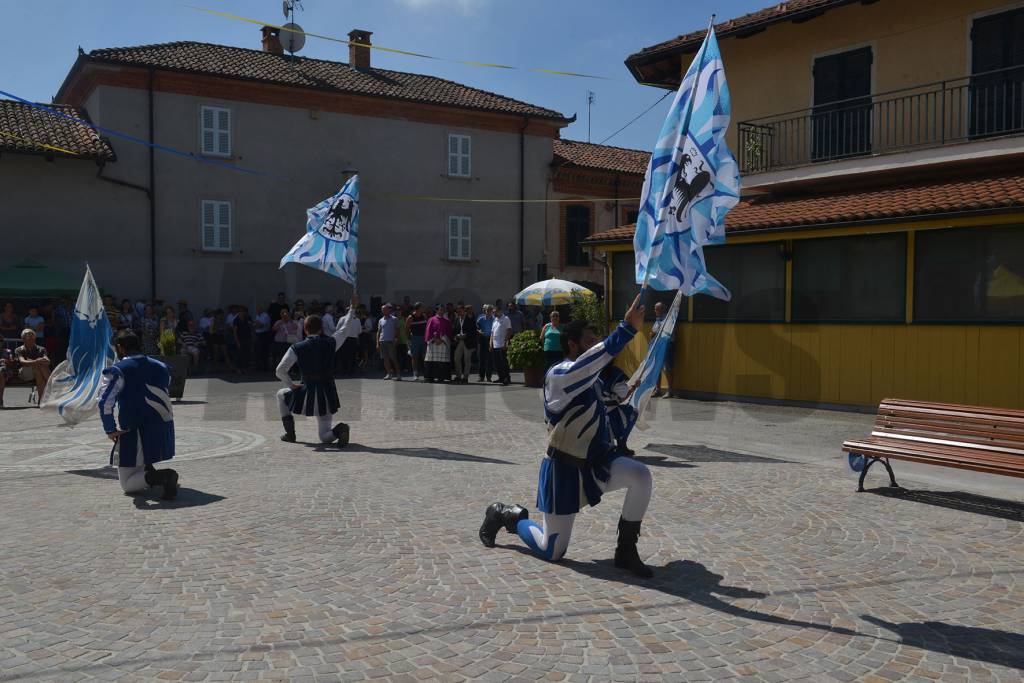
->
[737,65,1024,174]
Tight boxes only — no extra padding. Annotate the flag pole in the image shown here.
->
[640,14,716,298]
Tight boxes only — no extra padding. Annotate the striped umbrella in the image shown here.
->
[514,278,595,307]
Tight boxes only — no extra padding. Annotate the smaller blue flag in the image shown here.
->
[40,265,116,424]
[280,175,359,284]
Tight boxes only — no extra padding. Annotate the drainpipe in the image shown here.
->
[147,67,156,300]
[614,175,620,223]
[519,117,528,290]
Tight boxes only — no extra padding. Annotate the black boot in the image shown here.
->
[478,502,529,548]
[614,518,653,578]
[280,415,296,442]
[144,468,179,500]
[616,439,635,457]
[332,422,350,447]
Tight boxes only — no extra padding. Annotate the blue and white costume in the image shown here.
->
[98,354,175,493]
[515,322,653,561]
[275,308,359,442]
[600,365,638,445]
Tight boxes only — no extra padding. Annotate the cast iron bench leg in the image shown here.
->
[857,456,900,492]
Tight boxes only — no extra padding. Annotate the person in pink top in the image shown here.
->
[423,304,454,383]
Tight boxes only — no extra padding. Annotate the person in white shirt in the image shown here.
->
[321,305,337,337]
[490,308,513,386]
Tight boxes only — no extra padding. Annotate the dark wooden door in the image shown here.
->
[812,47,873,161]
[971,7,1024,137]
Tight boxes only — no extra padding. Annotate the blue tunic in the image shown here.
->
[285,335,341,417]
[99,355,175,467]
[536,322,636,515]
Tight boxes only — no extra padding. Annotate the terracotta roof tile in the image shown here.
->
[84,42,569,121]
[0,99,114,160]
[553,139,650,175]
[583,172,1024,243]
[628,0,857,61]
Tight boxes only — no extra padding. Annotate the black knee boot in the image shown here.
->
[280,415,296,442]
[332,422,349,447]
[144,467,179,500]
[479,502,529,548]
[616,439,635,456]
[614,518,653,578]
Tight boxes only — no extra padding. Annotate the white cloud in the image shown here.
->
[394,0,486,14]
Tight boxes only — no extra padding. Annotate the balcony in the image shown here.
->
[738,66,1024,175]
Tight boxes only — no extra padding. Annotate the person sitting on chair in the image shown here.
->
[14,329,50,406]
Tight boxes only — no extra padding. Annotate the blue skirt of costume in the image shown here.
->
[109,422,176,467]
[286,379,340,417]
[536,450,622,515]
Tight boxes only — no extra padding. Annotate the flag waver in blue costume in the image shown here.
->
[479,294,655,578]
[98,332,179,499]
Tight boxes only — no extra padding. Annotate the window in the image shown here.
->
[201,200,232,252]
[565,204,591,267]
[447,134,471,177]
[611,252,675,320]
[812,47,872,161]
[970,8,1024,137]
[448,216,471,261]
[621,205,640,225]
[694,242,786,321]
[792,233,905,322]
[915,226,1024,322]
[200,106,231,157]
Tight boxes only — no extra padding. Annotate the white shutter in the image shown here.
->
[460,217,471,260]
[448,216,460,259]
[201,200,231,251]
[460,136,471,177]
[448,134,470,177]
[200,106,231,156]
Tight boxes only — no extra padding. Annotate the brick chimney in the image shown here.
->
[261,26,283,55]
[348,29,373,69]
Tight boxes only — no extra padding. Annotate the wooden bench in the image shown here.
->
[842,398,1024,492]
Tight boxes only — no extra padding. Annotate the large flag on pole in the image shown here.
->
[626,289,684,429]
[634,26,739,299]
[40,265,115,424]
[280,174,359,284]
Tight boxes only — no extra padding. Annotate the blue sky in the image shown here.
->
[4,0,768,151]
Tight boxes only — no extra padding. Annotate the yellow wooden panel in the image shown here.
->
[977,328,1021,408]
[963,326,980,406]
[869,326,896,404]
[838,326,873,405]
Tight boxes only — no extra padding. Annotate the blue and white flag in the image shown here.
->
[40,265,115,424]
[280,174,359,284]
[634,27,739,299]
[626,290,684,430]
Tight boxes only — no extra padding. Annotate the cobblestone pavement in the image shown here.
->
[1,377,1022,682]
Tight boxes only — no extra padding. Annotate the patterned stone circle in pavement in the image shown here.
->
[0,426,265,473]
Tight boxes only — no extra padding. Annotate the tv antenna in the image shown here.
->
[281,0,305,58]
[587,91,596,142]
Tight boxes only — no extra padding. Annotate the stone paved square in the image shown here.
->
[1,377,1022,682]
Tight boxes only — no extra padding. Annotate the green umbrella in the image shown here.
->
[0,260,82,298]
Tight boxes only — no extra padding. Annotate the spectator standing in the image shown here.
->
[292,300,307,336]
[24,305,45,341]
[102,295,120,330]
[117,300,137,334]
[0,346,14,408]
[541,310,565,370]
[15,329,51,404]
[395,305,411,374]
[445,302,456,323]
[322,304,336,336]
[357,306,374,369]
[233,308,253,372]
[208,310,236,373]
[406,302,428,380]
[452,304,477,384]
[272,309,299,366]
[377,304,401,380]
[198,309,213,333]
[423,304,453,383]
[179,320,205,371]
[268,292,289,326]
[1,302,20,345]
[158,306,178,343]
[506,302,525,336]
[140,304,160,355]
[476,305,495,382]
[253,306,272,370]
[490,308,512,385]
[176,299,193,335]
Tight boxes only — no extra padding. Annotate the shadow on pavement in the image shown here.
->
[132,488,226,509]
[552,557,862,638]
[644,443,793,464]
[862,615,1024,671]
[336,442,515,465]
[631,455,697,469]
[867,487,1024,522]
[66,466,119,480]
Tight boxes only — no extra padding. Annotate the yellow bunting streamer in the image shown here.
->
[187,6,615,80]
[0,130,78,156]
[378,194,641,204]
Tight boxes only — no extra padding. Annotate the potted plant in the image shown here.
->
[507,330,545,388]
[155,329,189,400]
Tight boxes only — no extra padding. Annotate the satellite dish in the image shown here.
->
[281,23,306,53]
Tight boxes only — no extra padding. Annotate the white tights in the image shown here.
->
[276,389,336,442]
[518,456,652,561]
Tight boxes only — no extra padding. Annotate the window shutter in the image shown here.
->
[448,217,459,259]
[460,217,471,259]
[200,106,231,156]
[202,201,216,250]
[217,202,231,250]
[217,109,231,156]
[460,136,471,176]
[201,108,215,155]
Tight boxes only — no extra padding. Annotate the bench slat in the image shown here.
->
[874,417,1024,443]
[846,436,1024,467]
[842,441,1024,478]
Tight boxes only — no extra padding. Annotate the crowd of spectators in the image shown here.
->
[0,291,567,405]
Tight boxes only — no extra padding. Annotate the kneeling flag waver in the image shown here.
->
[280,174,359,284]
